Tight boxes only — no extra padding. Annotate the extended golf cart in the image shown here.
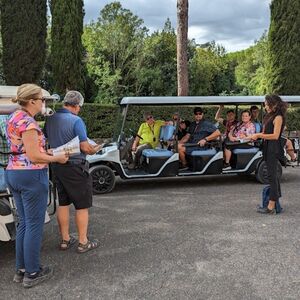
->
[87,96,300,194]
[0,86,57,242]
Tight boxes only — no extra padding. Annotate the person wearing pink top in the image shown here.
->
[5,84,68,288]
[223,110,256,170]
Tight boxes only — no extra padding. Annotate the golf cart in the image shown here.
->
[87,96,300,194]
[0,86,56,242]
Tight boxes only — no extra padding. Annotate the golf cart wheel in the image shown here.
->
[90,165,116,194]
[255,160,282,184]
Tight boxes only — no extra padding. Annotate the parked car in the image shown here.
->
[87,96,300,194]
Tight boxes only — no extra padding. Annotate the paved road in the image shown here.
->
[1,169,300,300]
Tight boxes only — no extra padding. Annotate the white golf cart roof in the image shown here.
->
[121,96,300,105]
[0,85,53,114]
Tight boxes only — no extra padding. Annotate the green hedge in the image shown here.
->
[51,103,300,139]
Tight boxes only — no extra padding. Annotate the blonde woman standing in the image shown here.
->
[5,84,68,288]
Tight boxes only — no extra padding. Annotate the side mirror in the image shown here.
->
[51,94,60,102]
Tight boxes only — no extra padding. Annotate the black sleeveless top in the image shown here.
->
[262,114,285,162]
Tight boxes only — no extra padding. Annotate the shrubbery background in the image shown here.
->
[55,103,300,139]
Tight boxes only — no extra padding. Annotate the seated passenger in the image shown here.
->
[128,112,165,169]
[178,120,190,141]
[223,110,256,170]
[281,127,297,165]
[168,112,181,126]
[178,107,221,170]
[215,105,238,139]
[284,138,297,165]
[250,105,262,132]
[167,113,190,145]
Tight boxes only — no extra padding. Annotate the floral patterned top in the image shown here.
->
[232,121,256,139]
[6,110,47,170]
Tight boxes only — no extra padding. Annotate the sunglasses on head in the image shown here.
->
[146,116,153,120]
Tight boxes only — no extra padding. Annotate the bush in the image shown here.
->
[51,103,300,139]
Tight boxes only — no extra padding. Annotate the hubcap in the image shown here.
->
[99,177,105,184]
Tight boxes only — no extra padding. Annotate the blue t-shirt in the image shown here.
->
[44,108,87,161]
[188,120,217,143]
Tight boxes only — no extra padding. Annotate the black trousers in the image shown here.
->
[265,157,281,202]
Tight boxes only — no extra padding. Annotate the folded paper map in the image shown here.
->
[52,136,81,156]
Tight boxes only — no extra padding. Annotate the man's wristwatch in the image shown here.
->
[204,138,208,142]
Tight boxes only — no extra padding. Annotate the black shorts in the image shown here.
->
[51,161,93,210]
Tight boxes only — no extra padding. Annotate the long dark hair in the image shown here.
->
[263,94,288,126]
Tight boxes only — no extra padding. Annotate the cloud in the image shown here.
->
[84,0,271,52]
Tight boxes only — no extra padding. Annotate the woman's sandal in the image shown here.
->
[59,236,77,251]
[77,239,100,253]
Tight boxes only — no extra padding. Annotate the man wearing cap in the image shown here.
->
[178,107,221,169]
[44,91,101,253]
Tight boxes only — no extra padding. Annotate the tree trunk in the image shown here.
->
[177,0,189,96]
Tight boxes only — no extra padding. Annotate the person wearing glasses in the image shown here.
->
[214,105,238,138]
[129,112,165,169]
[45,91,102,254]
[178,107,221,170]
[5,84,68,288]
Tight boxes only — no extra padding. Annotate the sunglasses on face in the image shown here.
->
[34,97,46,103]
[173,117,178,121]
[194,112,203,115]
[146,116,153,120]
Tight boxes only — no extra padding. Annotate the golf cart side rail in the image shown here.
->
[120,95,300,106]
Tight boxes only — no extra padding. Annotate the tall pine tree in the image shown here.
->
[269,0,300,94]
[50,0,85,95]
[0,0,47,85]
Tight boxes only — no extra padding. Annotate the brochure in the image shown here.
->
[52,136,81,156]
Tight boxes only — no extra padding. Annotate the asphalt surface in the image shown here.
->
[0,168,300,300]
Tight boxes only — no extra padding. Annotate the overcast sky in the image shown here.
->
[84,0,272,52]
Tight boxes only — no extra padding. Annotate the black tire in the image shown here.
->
[90,165,116,194]
[255,160,282,184]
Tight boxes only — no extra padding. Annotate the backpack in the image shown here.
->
[261,185,282,213]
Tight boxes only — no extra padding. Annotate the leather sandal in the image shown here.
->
[77,239,100,253]
[59,236,77,250]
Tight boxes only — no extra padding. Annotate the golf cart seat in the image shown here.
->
[142,125,175,158]
[232,147,260,169]
[232,147,259,154]
[190,148,218,172]
[159,124,175,142]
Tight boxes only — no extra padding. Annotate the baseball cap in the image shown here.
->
[63,91,84,107]
[193,107,203,114]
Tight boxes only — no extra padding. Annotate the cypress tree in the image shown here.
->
[50,0,85,95]
[0,0,47,85]
[269,0,300,94]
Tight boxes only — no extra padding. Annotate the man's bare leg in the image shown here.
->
[178,144,187,166]
[75,208,89,244]
[57,205,70,241]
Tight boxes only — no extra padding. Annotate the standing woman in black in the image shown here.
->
[251,95,288,214]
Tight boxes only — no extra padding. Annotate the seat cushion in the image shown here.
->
[233,147,259,154]
[142,149,173,158]
[190,149,217,156]
[159,125,175,142]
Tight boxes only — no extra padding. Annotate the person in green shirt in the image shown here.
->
[128,112,165,169]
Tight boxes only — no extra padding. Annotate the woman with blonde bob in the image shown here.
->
[5,84,68,288]
[250,95,288,214]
